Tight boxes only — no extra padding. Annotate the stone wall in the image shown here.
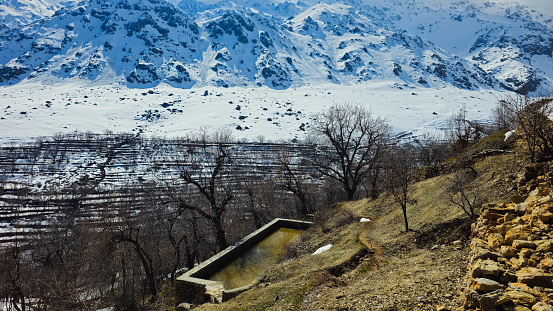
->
[458,162,553,311]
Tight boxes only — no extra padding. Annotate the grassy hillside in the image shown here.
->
[188,134,527,311]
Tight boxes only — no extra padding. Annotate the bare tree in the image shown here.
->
[102,197,162,303]
[384,145,418,232]
[150,187,201,283]
[494,92,553,162]
[412,133,451,167]
[447,105,486,153]
[242,178,279,229]
[492,99,518,131]
[0,240,28,311]
[311,103,390,201]
[443,165,483,219]
[172,129,236,251]
[277,148,314,216]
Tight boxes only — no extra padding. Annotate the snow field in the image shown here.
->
[0,80,502,145]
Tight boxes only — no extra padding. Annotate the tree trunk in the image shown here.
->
[130,242,157,302]
[346,185,356,201]
[402,204,409,232]
[213,214,228,251]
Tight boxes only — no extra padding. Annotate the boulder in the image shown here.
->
[472,238,492,251]
[489,233,506,250]
[529,187,549,198]
[532,302,553,311]
[513,240,537,249]
[523,166,540,181]
[462,289,480,309]
[477,289,510,309]
[539,257,553,269]
[505,228,531,245]
[472,247,503,261]
[536,209,553,222]
[537,240,553,253]
[472,278,504,292]
[176,302,193,310]
[508,282,545,298]
[516,202,530,214]
[538,196,553,204]
[505,290,537,307]
[501,245,517,258]
[505,212,517,223]
[516,267,553,288]
[483,210,507,221]
[497,224,513,235]
[472,259,505,279]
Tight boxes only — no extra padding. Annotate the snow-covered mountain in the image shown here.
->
[0,0,81,29]
[0,0,552,92]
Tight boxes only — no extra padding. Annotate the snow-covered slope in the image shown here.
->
[0,0,551,143]
[0,80,501,144]
[0,0,81,29]
[386,0,553,93]
[0,0,205,88]
[1,0,551,91]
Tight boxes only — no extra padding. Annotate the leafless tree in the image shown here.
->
[494,92,553,162]
[384,145,418,232]
[311,103,390,201]
[147,184,202,284]
[242,178,279,229]
[412,133,451,167]
[446,105,486,153]
[172,129,236,251]
[102,198,162,303]
[0,240,28,311]
[276,148,314,216]
[443,163,483,219]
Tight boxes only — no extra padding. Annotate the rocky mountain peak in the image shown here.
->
[0,0,551,91]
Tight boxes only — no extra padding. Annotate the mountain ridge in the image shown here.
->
[0,0,551,92]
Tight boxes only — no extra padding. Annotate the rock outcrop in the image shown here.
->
[458,162,553,311]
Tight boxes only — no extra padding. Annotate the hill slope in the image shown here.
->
[189,134,526,310]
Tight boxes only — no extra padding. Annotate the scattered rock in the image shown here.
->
[537,241,553,253]
[458,160,553,310]
[472,259,505,279]
[532,301,553,311]
[472,278,503,292]
[501,246,516,258]
[506,290,537,307]
[176,302,193,310]
[516,268,553,288]
[513,240,537,249]
[478,289,511,309]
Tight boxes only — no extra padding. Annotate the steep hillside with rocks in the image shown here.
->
[459,161,553,311]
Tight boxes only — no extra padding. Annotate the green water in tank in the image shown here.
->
[209,227,303,289]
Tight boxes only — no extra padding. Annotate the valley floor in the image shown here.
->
[1,81,501,144]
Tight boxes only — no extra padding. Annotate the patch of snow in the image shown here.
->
[312,244,332,255]
[504,130,515,141]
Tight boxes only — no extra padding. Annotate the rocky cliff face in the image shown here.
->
[459,161,553,310]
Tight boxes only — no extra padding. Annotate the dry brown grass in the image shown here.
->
[192,146,528,311]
